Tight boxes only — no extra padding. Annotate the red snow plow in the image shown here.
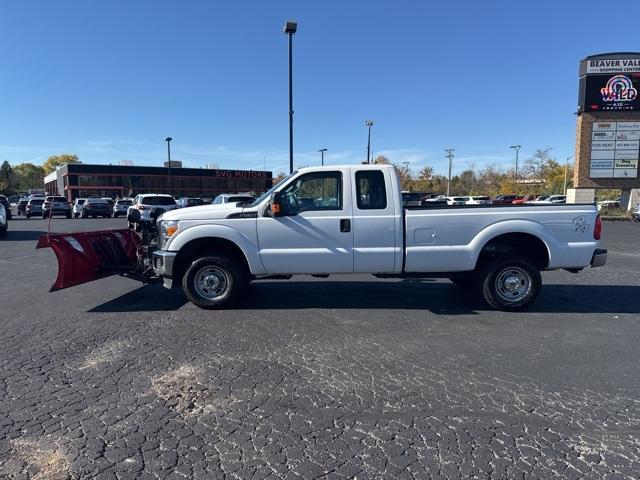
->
[36,209,164,291]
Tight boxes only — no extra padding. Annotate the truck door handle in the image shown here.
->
[340,219,351,232]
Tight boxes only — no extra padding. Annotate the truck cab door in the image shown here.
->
[351,167,400,273]
[257,169,354,274]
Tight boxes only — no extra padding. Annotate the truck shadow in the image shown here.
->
[88,280,640,315]
[2,230,47,241]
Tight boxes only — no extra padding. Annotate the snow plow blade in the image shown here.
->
[36,229,140,291]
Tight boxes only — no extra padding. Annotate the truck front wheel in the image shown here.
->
[182,255,245,309]
[479,255,541,311]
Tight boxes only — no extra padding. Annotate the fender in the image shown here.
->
[165,223,267,275]
[468,219,556,268]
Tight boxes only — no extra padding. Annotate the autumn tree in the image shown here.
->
[12,163,45,190]
[42,153,80,175]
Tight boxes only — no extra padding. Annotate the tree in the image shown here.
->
[0,160,14,191]
[42,153,80,175]
[12,163,45,191]
[373,155,390,164]
[272,171,287,185]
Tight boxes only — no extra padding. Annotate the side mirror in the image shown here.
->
[270,192,284,217]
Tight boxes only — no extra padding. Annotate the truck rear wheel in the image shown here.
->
[479,255,541,311]
[182,255,245,309]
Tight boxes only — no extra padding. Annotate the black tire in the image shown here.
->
[0,226,6,238]
[449,275,478,288]
[82,213,87,219]
[74,213,79,218]
[26,213,30,219]
[478,255,541,311]
[182,255,245,309]
[42,212,47,219]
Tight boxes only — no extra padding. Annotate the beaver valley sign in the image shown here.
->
[586,58,640,74]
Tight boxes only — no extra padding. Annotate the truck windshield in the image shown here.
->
[249,172,297,207]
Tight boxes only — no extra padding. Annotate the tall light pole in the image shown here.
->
[165,137,172,196]
[318,148,327,166]
[284,21,297,174]
[445,148,455,196]
[365,120,374,163]
[564,155,574,195]
[510,145,521,195]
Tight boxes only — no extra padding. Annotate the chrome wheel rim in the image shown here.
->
[194,266,230,300]
[495,267,530,303]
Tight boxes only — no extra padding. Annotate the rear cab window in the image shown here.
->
[356,170,387,210]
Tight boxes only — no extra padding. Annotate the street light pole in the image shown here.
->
[165,137,172,196]
[445,149,454,197]
[564,155,574,195]
[510,145,521,195]
[284,21,297,174]
[365,120,373,163]
[318,148,327,166]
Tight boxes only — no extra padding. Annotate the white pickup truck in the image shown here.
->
[38,164,606,311]
[142,164,604,311]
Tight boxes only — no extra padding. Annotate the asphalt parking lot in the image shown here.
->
[0,214,639,479]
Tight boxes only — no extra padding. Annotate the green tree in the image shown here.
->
[0,160,14,191]
[13,163,45,191]
[42,153,80,175]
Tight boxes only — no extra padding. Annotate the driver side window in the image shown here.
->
[281,172,342,214]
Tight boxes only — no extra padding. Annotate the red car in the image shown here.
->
[512,195,536,205]
[492,195,522,205]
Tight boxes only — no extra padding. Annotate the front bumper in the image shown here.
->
[153,250,177,286]
[591,248,607,268]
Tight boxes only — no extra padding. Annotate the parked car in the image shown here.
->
[40,164,607,312]
[446,196,468,206]
[401,192,428,207]
[127,194,178,227]
[465,196,492,205]
[82,199,111,218]
[596,200,620,211]
[177,197,206,208]
[0,195,12,220]
[8,194,20,204]
[42,196,72,219]
[73,198,86,218]
[512,195,537,205]
[17,197,29,216]
[101,198,115,216]
[0,204,7,237]
[113,198,133,217]
[492,195,522,205]
[420,195,448,206]
[527,195,567,205]
[212,193,255,205]
[25,198,44,218]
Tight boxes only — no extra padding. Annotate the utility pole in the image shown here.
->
[284,21,297,173]
[564,155,574,195]
[165,137,172,196]
[445,149,455,197]
[510,145,521,195]
[318,148,327,166]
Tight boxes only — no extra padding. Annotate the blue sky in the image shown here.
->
[1,0,638,176]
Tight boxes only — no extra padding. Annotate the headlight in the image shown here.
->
[157,220,179,248]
